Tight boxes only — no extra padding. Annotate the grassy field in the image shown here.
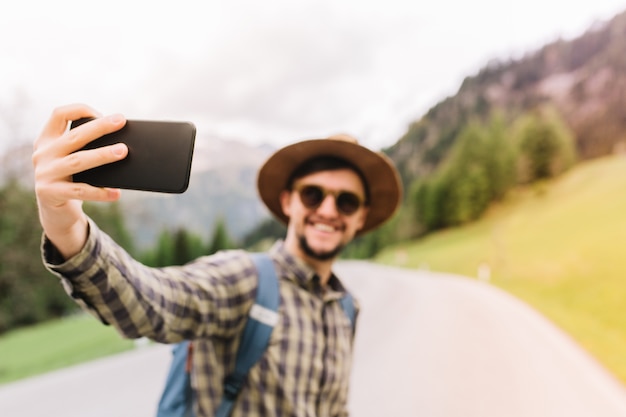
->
[376,154,626,384]
[0,314,134,385]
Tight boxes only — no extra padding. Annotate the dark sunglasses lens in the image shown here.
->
[299,185,324,208]
[336,192,361,215]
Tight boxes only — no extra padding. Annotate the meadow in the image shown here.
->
[377,154,626,384]
[0,314,133,385]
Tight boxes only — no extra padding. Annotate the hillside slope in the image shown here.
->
[376,154,626,384]
[386,9,626,188]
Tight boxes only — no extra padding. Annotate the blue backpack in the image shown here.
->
[156,253,356,417]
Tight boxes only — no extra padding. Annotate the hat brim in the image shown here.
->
[257,138,402,235]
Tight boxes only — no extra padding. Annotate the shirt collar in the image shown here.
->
[268,240,348,300]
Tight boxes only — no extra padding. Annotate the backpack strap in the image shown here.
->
[339,291,356,332]
[215,253,280,417]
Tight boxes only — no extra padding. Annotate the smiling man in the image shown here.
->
[257,135,400,283]
[34,104,402,417]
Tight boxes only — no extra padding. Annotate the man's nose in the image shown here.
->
[316,194,339,216]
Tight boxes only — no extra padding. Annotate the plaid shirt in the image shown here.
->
[43,219,357,417]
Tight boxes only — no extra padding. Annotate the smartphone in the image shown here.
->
[70,117,196,194]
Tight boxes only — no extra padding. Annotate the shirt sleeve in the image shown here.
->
[42,217,258,343]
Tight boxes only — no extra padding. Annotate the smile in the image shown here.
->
[306,217,345,233]
[313,222,336,232]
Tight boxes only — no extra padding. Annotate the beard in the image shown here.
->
[298,235,345,261]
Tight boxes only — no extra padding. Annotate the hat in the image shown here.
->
[257,134,403,234]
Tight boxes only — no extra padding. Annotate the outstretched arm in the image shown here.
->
[32,103,128,259]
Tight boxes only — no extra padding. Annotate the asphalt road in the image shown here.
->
[2,261,626,416]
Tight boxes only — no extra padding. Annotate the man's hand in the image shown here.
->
[32,104,128,259]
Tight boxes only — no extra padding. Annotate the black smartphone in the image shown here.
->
[70,117,196,194]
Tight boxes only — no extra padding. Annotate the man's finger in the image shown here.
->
[38,180,122,205]
[38,103,102,140]
[58,142,129,179]
[62,113,127,154]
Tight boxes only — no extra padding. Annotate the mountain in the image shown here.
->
[386,9,626,189]
[0,133,274,250]
[119,134,275,249]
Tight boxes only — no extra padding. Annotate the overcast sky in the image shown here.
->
[2,0,626,153]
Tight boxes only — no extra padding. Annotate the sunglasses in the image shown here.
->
[294,184,366,216]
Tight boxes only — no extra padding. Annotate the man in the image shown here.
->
[33,104,402,416]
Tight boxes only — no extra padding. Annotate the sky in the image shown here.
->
[2,0,626,153]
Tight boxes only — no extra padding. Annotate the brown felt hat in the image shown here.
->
[257,134,403,235]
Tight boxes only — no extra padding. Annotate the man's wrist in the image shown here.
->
[42,217,89,262]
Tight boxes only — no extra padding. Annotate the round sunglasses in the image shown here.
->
[294,184,365,216]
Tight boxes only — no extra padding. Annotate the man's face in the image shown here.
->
[280,168,368,263]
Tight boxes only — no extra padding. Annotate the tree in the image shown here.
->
[172,228,205,265]
[514,106,577,183]
[442,165,490,225]
[0,181,76,333]
[145,229,175,267]
[440,123,491,225]
[206,217,235,255]
[241,217,286,251]
[411,177,447,232]
[410,113,518,233]
[482,114,517,200]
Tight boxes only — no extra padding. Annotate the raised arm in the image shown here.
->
[32,104,128,259]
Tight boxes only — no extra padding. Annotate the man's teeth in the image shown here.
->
[314,223,335,232]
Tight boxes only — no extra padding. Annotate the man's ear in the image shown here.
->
[280,190,293,218]
[355,207,369,232]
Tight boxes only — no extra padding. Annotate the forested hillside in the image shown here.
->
[356,9,626,255]
[387,10,626,185]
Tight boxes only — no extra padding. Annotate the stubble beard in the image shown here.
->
[298,235,345,261]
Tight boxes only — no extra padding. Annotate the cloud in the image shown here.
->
[132,4,412,146]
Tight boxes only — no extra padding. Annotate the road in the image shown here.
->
[2,261,626,416]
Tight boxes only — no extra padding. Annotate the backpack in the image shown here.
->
[156,253,356,417]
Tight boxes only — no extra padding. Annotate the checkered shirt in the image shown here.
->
[43,218,357,416]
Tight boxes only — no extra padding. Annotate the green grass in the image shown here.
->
[0,314,134,385]
[376,154,626,384]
